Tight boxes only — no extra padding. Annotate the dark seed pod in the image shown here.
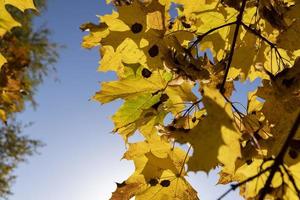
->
[192,117,197,123]
[152,102,161,110]
[288,149,298,159]
[149,178,159,186]
[160,94,169,102]
[168,21,174,29]
[148,45,159,57]
[160,180,171,187]
[181,21,191,28]
[131,23,143,34]
[142,68,152,78]
[246,159,253,165]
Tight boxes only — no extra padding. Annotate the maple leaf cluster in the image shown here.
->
[82,0,300,199]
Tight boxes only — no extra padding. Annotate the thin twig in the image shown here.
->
[178,144,192,177]
[241,22,290,70]
[182,99,202,117]
[188,21,236,51]
[222,94,244,119]
[218,166,272,200]
[258,112,300,200]
[241,22,275,48]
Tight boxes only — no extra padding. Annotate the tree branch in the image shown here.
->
[281,164,300,197]
[259,112,300,199]
[220,0,247,94]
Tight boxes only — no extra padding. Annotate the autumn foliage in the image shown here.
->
[82,0,300,199]
[0,0,57,197]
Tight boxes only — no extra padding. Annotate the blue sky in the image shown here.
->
[9,1,260,200]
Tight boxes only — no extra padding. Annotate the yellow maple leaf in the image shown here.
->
[0,0,36,68]
[111,93,162,141]
[169,86,241,173]
[94,70,168,104]
[98,38,146,73]
[112,135,198,200]
[0,0,35,36]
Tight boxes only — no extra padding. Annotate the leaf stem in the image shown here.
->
[178,144,192,177]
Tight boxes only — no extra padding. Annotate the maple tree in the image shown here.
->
[82,0,300,199]
[0,0,57,197]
